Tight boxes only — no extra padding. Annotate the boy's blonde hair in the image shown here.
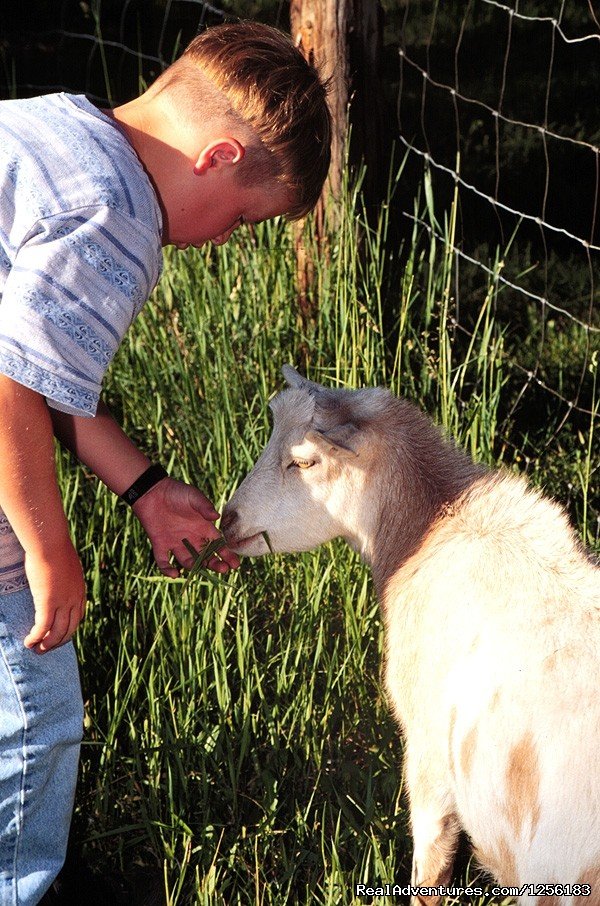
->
[175,21,331,219]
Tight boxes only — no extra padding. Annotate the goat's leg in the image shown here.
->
[408,779,460,906]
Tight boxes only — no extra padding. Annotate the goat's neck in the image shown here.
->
[363,437,482,595]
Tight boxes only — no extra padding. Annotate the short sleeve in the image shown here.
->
[0,206,162,417]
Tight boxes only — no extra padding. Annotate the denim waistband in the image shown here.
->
[0,509,27,594]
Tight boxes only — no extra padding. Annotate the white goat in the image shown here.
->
[221,366,600,904]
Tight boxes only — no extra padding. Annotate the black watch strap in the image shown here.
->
[120,464,168,506]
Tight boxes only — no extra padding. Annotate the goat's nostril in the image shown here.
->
[219,508,238,537]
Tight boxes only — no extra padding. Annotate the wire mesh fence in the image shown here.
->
[390,0,598,525]
[395,5,600,282]
[1,0,226,104]
[1,0,598,534]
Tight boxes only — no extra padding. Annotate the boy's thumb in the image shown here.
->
[189,487,219,520]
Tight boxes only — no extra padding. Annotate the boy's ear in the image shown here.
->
[193,138,245,175]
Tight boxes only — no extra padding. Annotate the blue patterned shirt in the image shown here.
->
[0,93,163,592]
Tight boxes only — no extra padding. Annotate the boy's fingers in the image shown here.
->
[171,537,218,568]
[24,605,53,649]
[154,550,180,577]
[159,566,180,578]
[24,627,49,649]
[206,555,227,573]
[36,606,76,653]
[62,604,84,646]
[25,602,84,652]
[152,534,239,578]
[218,547,241,570]
[196,521,222,542]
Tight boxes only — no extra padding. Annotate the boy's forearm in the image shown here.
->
[0,375,72,555]
[50,400,152,496]
[51,398,238,577]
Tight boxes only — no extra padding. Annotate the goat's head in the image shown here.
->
[221,366,391,558]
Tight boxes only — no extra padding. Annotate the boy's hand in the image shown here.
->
[24,538,86,654]
[132,477,240,577]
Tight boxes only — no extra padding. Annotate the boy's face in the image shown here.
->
[162,158,292,249]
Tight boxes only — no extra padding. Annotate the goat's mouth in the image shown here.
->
[225,531,268,554]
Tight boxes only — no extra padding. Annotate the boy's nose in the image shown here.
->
[212,225,237,246]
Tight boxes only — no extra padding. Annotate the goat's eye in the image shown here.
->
[288,458,315,470]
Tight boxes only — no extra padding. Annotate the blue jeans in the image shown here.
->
[0,588,83,906]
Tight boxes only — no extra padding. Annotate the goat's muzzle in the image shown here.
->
[219,506,239,543]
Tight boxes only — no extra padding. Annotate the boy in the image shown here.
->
[0,21,331,904]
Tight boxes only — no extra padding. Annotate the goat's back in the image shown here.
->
[381,471,600,889]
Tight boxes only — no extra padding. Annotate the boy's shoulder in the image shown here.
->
[0,93,162,240]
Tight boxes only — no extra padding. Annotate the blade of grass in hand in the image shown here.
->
[181,536,227,594]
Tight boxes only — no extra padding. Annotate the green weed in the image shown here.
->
[60,169,598,903]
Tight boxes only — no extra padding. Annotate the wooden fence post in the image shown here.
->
[289,0,385,317]
[290,0,351,205]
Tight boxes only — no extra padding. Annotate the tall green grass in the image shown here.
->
[57,172,598,904]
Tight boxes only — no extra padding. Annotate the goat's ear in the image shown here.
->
[282,364,328,396]
[282,364,305,388]
[306,424,360,457]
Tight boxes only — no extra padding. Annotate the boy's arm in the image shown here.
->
[50,401,240,576]
[0,375,86,653]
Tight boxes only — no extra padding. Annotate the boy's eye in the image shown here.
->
[288,459,315,470]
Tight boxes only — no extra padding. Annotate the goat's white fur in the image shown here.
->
[222,367,600,905]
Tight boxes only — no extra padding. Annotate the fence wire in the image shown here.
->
[1,0,225,104]
[394,0,599,512]
[1,0,599,530]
